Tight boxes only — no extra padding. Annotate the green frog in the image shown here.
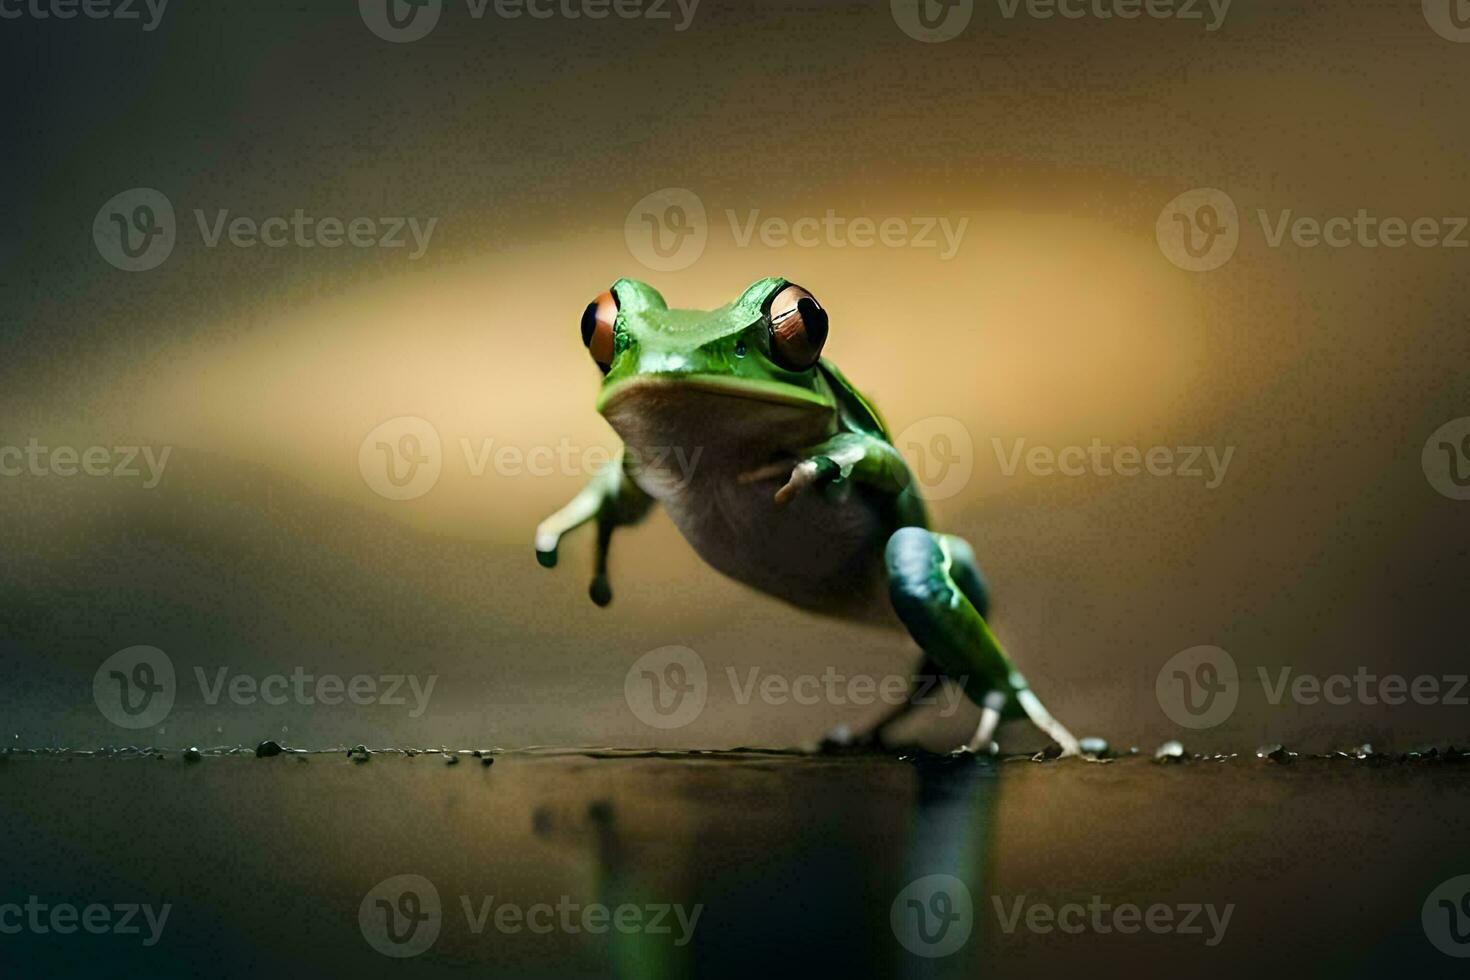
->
[535,277,1080,756]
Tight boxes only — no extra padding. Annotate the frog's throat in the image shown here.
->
[596,374,831,414]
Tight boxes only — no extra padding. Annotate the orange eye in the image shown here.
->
[581,290,618,371]
[765,284,828,371]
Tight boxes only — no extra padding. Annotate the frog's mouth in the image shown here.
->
[598,374,835,471]
[596,374,830,414]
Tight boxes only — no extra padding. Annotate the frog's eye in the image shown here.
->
[764,284,828,371]
[581,290,618,373]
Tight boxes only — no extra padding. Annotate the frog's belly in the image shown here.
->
[600,376,900,627]
[657,469,899,628]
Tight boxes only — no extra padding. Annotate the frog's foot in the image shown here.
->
[1013,686,1082,757]
[953,690,1007,756]
[885,526,1083,759]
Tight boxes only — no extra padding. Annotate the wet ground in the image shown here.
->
[2,747,1468,978]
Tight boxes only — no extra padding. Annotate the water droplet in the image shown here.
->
[1154,740,1186,762]
[1256,744,1293,764]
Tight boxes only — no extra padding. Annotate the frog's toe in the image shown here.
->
[774,456,840,506]
[534,529,560,568]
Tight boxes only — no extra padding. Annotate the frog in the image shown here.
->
[535,277,1081,756]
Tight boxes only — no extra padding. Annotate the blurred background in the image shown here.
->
[2,0,1467,753]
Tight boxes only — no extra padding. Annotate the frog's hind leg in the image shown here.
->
[938,533,991,619]
[884,527,1081,757]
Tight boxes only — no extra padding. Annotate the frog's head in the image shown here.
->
[579,277,838,465]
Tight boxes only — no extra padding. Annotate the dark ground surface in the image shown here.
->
[2,748,1468,978]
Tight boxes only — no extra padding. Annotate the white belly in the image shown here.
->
[653,462,896,625]
[601,379,898,626]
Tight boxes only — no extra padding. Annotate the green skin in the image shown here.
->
[535,277,1080,755]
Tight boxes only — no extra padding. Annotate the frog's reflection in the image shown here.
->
[571,756,1000,980]
[888,756,1000,978]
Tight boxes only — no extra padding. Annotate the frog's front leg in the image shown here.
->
[884,526,1082,757]
[742,432,911,505]
[535,455,654,607]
